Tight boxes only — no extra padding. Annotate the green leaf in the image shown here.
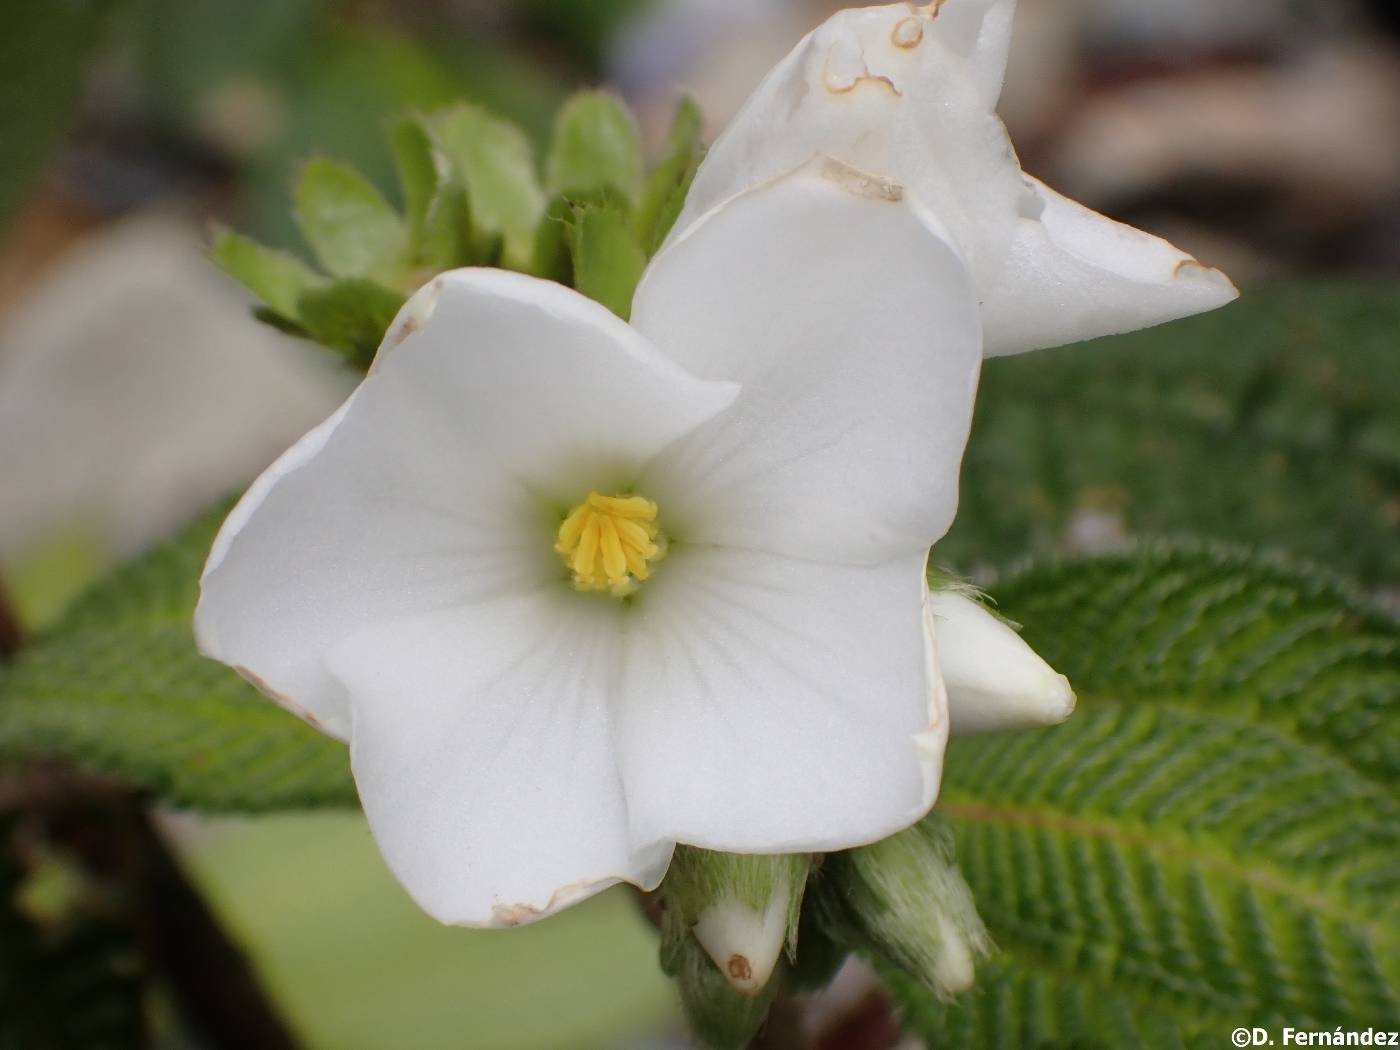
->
[894,546,1400,1047]
[209,228,324,321]
[0,505,355,811]
[390,116,439,250]
[545,90,643,205]
[295,279,407,368]
[0,0,116,236]
[391,115,472,275]
[942,283,1400,585]
[293,157,409,282]
[429,103,545,270]
[636,96,704,255]
[568,200,647,321]
[529,195,575,284]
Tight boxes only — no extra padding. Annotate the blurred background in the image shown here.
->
[1,1,1397,1047]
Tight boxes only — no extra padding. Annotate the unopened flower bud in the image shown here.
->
[818,817,988,997]
[928,588,1076,735]
[661,926,781,1050]
[661,848,811,995]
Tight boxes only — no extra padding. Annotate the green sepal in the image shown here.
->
[816,816,989,998]
[528,194,575,284]
[660,931,780,1050]
[567,197,646,320]
[636,95,704,255]
[295,279,408,369]
[391,115,475,275]
[389,116,440,255]
[293,157,408,284]
[545,90,643,205]
[209,228,324,323]
[428,102,545,271]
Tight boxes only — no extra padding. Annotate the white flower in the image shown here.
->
[196,3,1235,931]
[196,161,981,926]
[667,0,1240,357]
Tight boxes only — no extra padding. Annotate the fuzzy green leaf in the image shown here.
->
[545,90,643,204]
[295,279,407,369]
[429,103,545,270]
[941,283,1400,585]
[895,546,1400,1047]
[293,157,408,282]
[568,199,646,320]
[209,228,324,322]
[636,96,704,255]
[0,505,355,811]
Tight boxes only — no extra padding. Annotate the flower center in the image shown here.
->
[555,492,664,597]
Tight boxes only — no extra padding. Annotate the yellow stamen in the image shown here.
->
[556,491,664,595]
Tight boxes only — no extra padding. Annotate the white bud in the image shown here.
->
[927,589,1076,735]
[822,817,989,998]
[693,874,793,994]
[661,849,810,996]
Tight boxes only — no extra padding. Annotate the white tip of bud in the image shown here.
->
[693,884,792,995]
[927,590,1076,736]
[931,914,976,995]
[824,818,990,999]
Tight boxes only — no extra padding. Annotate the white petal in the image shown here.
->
[671,4,1236,358]
[197,269,735,738]
[931,0,1018,109]
[928,590,1075,735]
[634,161,981,565]
[668,4,1026,294]
[325,593,672,926]
[980,177,1240,357]
[617,547,945,853]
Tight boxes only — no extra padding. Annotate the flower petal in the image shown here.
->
[616,547,945,853]
[197,269,735,738]
[980,176,1240,357]
[668,4,1235,357]
[633,160,981,565]
[928,590,1076,735]
[325,593,672,926]
[667,4,1025,295]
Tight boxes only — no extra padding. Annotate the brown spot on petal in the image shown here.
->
[826,73,903,96]
[490,877,619,928]
[233,665,323,729]
[820,157,905,203]
[893,17,925,48]
[492,902,544,927]
[728,954,754,982]
[823,44,903,97]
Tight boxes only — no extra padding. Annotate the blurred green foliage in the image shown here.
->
[896,545,1399,1046]
[185,814,677,1050]
[0,504,353,812]
[942,284,1400,584]
[0,0,118,235]
[0,806,147,1049]
[516,0,656,70]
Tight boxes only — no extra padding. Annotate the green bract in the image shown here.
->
[211,93,703,362]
